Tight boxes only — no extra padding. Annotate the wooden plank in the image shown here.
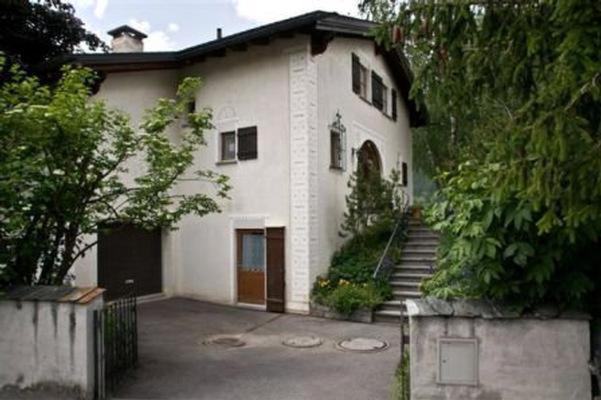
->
[266,227,285,313]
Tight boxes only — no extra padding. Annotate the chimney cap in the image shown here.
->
[107,25,148,40]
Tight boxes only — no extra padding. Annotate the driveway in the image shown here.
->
[113,298,401,400]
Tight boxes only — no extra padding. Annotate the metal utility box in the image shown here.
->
[437,338,479,386]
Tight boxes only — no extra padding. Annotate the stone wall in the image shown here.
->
[406,299,592,400]
[0,287,104,399]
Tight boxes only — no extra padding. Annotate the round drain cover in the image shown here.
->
[282,336,323,348]
[336,337,388,353]
[207,336,246,348]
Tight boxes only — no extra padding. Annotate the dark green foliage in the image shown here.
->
[340,169,405,239]
[323,282,384,316]
[312,169,406,314]
[0,0,105,83]
[361,0,601,311]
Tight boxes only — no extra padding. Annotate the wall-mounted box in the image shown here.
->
[437,337,479,386]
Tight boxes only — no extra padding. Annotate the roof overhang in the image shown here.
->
[69,11,426,126]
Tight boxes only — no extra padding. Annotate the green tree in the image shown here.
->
[340,168,406,239]
[0,63,230,286]
[360,0,601,309]
[0,0,104,83]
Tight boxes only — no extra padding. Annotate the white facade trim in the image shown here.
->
[288,48,318,311]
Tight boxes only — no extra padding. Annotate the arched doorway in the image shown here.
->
[357,140,382,177]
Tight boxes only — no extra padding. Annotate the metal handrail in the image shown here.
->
[372,198,411,280]
[372,218,403,279]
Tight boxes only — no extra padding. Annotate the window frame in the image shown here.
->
[220,131,236,162]
[329,112,346,172]
[330,129,343,170]
[371,71,384,110]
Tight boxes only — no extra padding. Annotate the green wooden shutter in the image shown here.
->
[391,89,398,121]
[237,126,257,160]
[352,53,360,94]
[372,72,383,110]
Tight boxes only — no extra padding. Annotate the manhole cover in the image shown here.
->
[336,337,389,353]
[282,336,323,348]
[205,335,246,348]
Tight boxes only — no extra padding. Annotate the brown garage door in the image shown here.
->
[98,224,162,301]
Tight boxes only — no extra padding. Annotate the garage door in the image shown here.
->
[98,224,162,301]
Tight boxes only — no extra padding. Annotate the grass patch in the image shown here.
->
[390,350,410,400]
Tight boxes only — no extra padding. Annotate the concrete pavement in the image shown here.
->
[113,297,401,400]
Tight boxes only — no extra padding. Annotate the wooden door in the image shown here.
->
[266,227,285,313]
[98,224,162,301]
[236,229,265,305]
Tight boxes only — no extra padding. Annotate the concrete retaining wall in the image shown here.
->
[406,299,592,400]
[0,288,104,399]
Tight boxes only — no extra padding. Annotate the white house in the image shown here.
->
[72,11,425,314]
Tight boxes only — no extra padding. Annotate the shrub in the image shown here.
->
[324,281,383,316]
[311,168,408,314]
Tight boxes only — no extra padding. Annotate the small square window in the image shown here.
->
[220,131,236,161]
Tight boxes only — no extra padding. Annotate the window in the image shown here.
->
[237,126,257,160]
[359,64,368,98]
[371,72,384,110]
[391,89,398,121]
[401,162,408,186]
[240,232,265,270]
[382,84,388,115]
[220,131,236,161]
[329,112,346,171]
[330,130,343,169]
[187,100,196,114]
[352,53,368,99]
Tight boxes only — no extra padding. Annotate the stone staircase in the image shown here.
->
[374,216,439,324]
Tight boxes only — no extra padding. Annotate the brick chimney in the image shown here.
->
[107,25,147,53]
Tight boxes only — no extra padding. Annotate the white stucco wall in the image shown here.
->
[173,37,306,309]
[73,34,415,314]
[313,37,414,279]
[0,298,103,398]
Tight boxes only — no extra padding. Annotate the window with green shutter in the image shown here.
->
[372,72,384,110]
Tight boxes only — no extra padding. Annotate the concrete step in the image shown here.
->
[407,225,437,232]
[373,310,412,328]
[392,289,422,298]
[404,241,439,249]
[373,309,410,324]
[407,232,439,240]
[394,264,435,274]
[403,249,436,257]
[390,280,421,289]
[391,272,432,280]
[399,256,436,265]
[379,300,405,311]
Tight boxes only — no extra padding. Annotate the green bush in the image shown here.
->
[324,281,383,316]
[311,168,407,314]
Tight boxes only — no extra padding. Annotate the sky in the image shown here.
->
[70,0,363,52]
